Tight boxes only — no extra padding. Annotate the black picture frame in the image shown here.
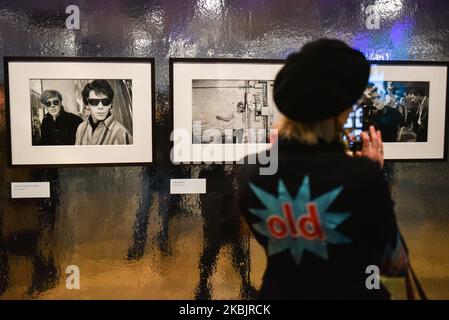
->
[169,57,284,164]
[4,56,156,167]
[364,60,449,161]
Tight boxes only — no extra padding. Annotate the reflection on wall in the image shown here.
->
[0,0,449,299]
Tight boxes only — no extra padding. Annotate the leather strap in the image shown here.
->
[405,263,428,300]
[409,264,428,300]
[405,269,415,300]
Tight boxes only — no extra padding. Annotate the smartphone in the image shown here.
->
[343,104,364,152]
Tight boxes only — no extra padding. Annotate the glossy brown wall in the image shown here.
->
[0,0,448,299]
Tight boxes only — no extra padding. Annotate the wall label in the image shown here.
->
[11,182,50,198]
[170,179,206,194]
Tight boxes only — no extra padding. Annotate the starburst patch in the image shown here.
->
[249,175,351,265]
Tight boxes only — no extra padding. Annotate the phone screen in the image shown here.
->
[343,105,364,151]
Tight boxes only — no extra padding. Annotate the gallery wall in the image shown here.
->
[0,0,448,299]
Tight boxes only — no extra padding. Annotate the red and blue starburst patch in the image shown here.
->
[249,175,352,265]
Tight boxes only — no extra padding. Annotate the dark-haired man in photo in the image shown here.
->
[76,80,132,145]
[408,89,429,142]
[39,90,83,145]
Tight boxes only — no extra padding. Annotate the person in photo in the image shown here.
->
[39,90,83,145]
[370,89,403,142]
[396,96,407,121]
[384,81,397,108]
[75,80,132,145]
[407,89,429,142]
[216,101,246,143]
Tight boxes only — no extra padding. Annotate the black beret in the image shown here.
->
[274,39,370,122]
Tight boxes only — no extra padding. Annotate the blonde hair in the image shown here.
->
[276,116,339,145]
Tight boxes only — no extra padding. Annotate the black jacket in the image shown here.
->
[40,107,83,145]
[238,138,399,299]
[372,106,403,142]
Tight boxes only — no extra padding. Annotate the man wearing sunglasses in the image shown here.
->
[75,80,132,145]
[39,90,83,145]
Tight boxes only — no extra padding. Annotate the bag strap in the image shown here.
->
[405,268,415,300]
[400,233,428,300]
[408,263,428,300]
[405,262,428,300]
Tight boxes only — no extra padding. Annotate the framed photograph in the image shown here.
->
[4,57,155,166]
[170,58,284,163]
[346,61,448,160]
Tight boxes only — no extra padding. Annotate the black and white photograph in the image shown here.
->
[30,79,133,146]
[171,59,283,163]
[192,80,274,144]
[354,62,448,160]
[359,81,429,143]
[5,57,154,166]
